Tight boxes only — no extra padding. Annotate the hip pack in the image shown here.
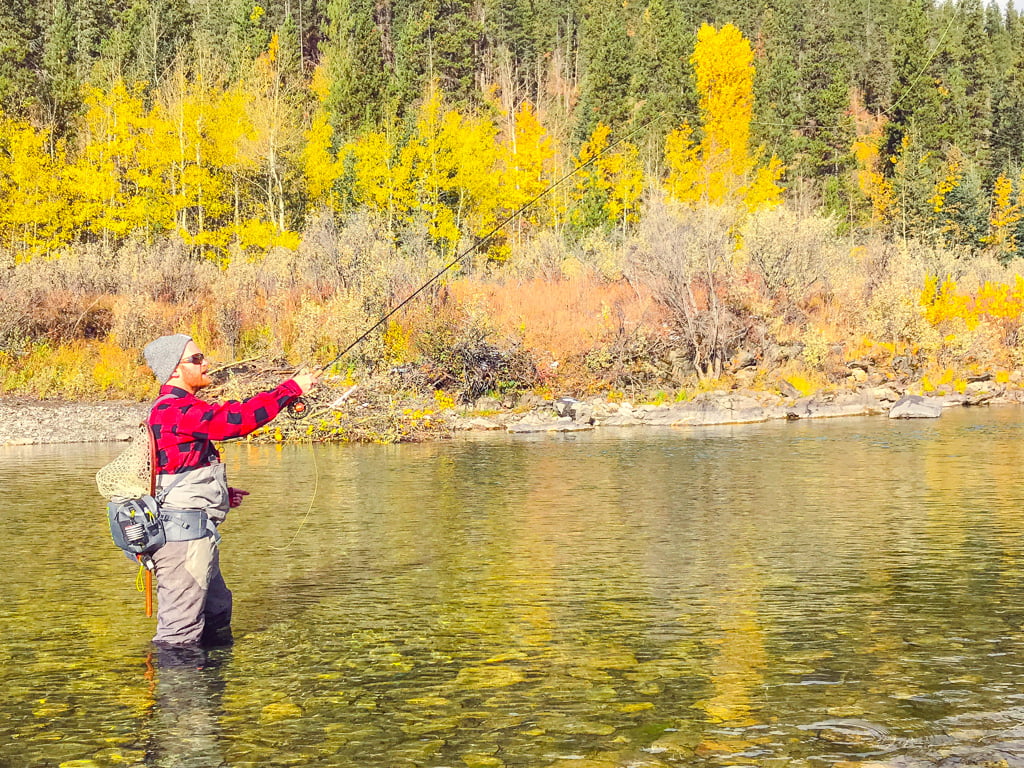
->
[108,494,166,555]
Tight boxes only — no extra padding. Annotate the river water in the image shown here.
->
[5,408,1024,768]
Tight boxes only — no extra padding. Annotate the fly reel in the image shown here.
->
[286,397,310,419]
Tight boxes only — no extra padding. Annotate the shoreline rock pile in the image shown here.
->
[465,383,1013,435]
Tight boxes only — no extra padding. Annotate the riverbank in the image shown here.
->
[3,374,1022,446]
[0,397,150,445]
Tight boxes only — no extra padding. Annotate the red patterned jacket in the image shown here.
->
[149,381,302,475]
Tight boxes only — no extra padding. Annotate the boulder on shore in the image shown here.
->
[888,394,943,419]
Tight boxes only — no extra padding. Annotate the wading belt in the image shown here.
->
[159,508,213,542]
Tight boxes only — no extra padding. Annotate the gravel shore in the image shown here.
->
[0,398,151,446]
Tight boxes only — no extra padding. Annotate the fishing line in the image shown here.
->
[269,115,659,551]
[285,114,661,416]
[325,116,660,375]
[267,439,319,551]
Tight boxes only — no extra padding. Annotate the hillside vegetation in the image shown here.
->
[2,0,1023,422]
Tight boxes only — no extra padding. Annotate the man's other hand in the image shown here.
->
[228,487,249,508]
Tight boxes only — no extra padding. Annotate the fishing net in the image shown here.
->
[96,423,153,501]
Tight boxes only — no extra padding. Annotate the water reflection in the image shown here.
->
[147,645,228,768]
[4,408,1024,766]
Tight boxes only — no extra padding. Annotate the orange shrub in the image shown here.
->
[445,275,664,366]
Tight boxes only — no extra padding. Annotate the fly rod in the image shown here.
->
[287,116,658,418]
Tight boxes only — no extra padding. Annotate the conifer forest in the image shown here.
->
[3,0,1024,421]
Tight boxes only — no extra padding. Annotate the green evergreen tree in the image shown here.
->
[0,0,42,115]
[928,0,994,171]
[100,0,193,87]
[992,6,1024,168]
[482,0,568,103]
[575,0,635,142]
[323,0,389,136]
[40,0,80,134]
[881,0,944,170]
[631,0,694,159]
[392,0,482,113]
[755,0,854,180]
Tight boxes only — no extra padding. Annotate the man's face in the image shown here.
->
[175,340,212,391]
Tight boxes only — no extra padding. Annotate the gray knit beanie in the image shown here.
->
[143,334,192,384]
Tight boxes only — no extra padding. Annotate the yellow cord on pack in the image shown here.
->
[136,563,146,592]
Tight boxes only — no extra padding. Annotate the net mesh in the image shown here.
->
[96,423,153,500]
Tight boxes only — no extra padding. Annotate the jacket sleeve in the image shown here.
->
[175,380,303,441]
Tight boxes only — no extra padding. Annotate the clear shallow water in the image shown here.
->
[5,409,1024,767]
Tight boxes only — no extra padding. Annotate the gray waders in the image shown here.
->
[151,532,232,646]
[150,460,233,647]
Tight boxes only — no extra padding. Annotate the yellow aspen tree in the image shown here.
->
[397,86,462,248]
[160,71,253,254]
[928,154,962,216]
[693,23,754,200]
[663,23,783,210]
[982,172,1022,255]
[350,130,413,230]
[450,111,503,235]
[503,101,558,227]
[573,123,644,229]
[851,115,895,224]
[69,81,177,242]
[607,143,645,226]
[664,124,702,204]
[302,62,347,215]
[302,108,346,213]
[925,147,973,246]
[237,32,304,250]
[203,84,259,245]
[0,117,73,260]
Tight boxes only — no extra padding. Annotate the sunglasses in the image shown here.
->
[181,353,206,365]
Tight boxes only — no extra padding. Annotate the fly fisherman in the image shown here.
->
[142,334,319,648]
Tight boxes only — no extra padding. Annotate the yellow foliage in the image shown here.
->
[664,124,702,203]
[382,320,414,364]
[349,130,412,222]
[982,172,1024,254]
[851,124,895,223]
[921,274,1024,361]
[229,218,301,252]
[0,117,73,260]
[921,275,976,329]
[345,87,561,249]
[929,156,962,214]
[73,81,178,238]
[664,24,783,210]
[433,389,457,410]
[504,101,558,226]
[784,370,822,396]
[302,108,345,210]
[309,60,332,103]
[0,341,153,399]
[573,123,644,226]
[694,23,754,177]
[398,86,464,246]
